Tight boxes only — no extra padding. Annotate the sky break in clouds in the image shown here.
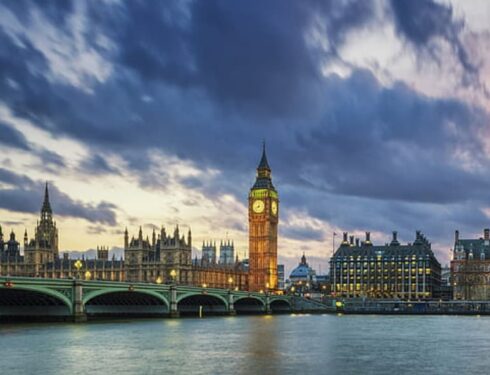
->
[1,0,490,274]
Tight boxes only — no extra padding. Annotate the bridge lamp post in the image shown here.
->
[74,260,83,279]
[156,276,163,285]
[228,277,234,290]
[170,269,177,285]
[84,271,91,280]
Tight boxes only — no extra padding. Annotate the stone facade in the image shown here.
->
[451,229,490,300]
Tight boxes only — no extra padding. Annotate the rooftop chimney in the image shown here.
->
[342,232,349,245]
[349,236,354,246]
[365,232,372,246]
[484,229,489,241]
[355,238,360,247]
[391,231,400,246]
[455,230,459,243]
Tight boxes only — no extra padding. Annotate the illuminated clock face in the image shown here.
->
[271,201,278,216]
[252,199,265,213]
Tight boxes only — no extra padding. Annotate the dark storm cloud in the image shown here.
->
[281,225,325,242]
[0,0,489,255]
[0,121,30,150]
[0,168,118,225]
[287,70,490,204]
[389,0,478,83]
[35,149,65,168]
[0,120,65,172]
[79,154,119,175]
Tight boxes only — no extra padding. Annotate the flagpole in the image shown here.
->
[332,232,337,296]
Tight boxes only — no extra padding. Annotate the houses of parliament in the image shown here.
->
[0,146,280,292]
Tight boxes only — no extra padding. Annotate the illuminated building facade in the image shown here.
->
[248,145,279,291]
[451,229,490,300]
[330,231,441,299]
[124,225,192,284]
[0,146,280,291]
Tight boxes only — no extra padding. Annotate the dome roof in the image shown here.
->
[290,264,310,278]
[289,253,315,279]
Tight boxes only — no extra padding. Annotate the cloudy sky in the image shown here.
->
[1,0,490,274]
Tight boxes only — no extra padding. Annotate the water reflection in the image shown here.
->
[1,315,490,374]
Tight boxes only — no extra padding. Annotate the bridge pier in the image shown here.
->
[265,294,272,315]
[73,280,87,322]
[228,292,236,316]
[169,285,179,318]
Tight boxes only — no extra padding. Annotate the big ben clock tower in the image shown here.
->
[248,143,278,291]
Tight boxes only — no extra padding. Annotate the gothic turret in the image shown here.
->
[24,183,59,272]
[24,229,28,248]
[41,182,53,223]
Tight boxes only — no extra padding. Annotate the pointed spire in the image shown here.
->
[257,141,271,171]
[41,182,52,214]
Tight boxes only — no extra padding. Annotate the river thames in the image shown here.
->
[1,314,489,374]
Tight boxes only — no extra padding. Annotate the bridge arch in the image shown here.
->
[83,289,169,317]
[234,296,266,314]
[177,292,228,316]
[0,286,73,318]
[269,298,292,313]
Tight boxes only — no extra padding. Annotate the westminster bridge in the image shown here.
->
[0,277,330,321]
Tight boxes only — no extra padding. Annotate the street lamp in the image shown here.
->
[156,276,163,284]
[74,259,83,279]
[170,269,177,284]
[228,277,234,290]
[84,270,91,280]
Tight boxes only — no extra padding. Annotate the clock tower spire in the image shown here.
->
[248,143,278,291]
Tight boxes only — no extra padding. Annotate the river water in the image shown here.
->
[0,314,489,374]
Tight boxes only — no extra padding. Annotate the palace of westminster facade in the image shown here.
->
[0,147,280,292]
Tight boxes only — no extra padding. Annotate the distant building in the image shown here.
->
[290,254,317,285]
[202,241,217,264]
[451,229,490,300]
[277,264,285,290]
[0,228,22,263]
[219,240,235,265]
[330,231,441,299]
[287,254,317,295]
[441,265,451,286]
